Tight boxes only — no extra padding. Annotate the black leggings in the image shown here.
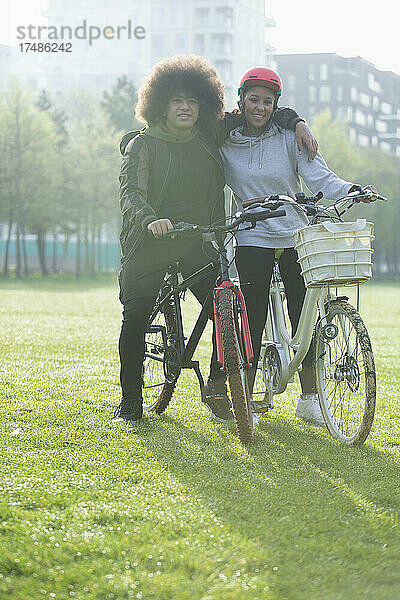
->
[235,246,316,395]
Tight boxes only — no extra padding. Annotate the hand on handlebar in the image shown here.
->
[359,185,378,203]
[147,218,176,238]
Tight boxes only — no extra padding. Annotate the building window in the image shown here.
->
[360,92,370,107]
[337,86,344,102]
[286,94,295,107]
[172,8,184,29]
[319,86,331,102]
[358,134,370,147]
[381,101,392,115]
[287,74,296,92]
[211,33,232,55]
[216,7,233,28]
[351,87,358,102]
[194,7,210,28]
[152,35,164,57]
[215,59,232,81]
[175,33,187,53]
[152,8,164,28]
[320,64,328,81]
[354,110,367,126]
[371,135,379,146]
[309,86,317,102]
[372,96,379,110]
[368,73,381,93]
[380,141,391,152]
[193,34,205,55]
[309,64,315,81]
[376,119,387,133]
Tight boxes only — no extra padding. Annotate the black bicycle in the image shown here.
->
[141,201,285,444]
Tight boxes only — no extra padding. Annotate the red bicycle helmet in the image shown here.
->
[238,67,283,98]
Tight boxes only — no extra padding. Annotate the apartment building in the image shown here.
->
[276,53,400,156]
[40,0,275,108]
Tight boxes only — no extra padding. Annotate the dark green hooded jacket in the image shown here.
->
[118,107,302,266]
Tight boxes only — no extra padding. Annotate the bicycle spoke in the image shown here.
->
[315,300,376,445]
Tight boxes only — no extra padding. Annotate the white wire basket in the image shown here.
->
[295,219,375,288]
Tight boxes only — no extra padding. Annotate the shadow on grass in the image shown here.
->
[136,410,400,543]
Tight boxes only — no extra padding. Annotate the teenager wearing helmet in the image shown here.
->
[114,56,317,425]
[219,66,376,426]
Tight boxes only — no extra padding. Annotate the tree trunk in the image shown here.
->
[97,226,102,274]
[36,231,48,276]
[21,224,29,276]
[90,222,96,278]
[16,223,22,278]
[52,230,58,273]
[84,217,90,273]
[3,220,13,276]
[75,224,81,278]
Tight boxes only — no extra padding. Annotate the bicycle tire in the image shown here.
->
[142,299,180,414]
[217,287,254,444]
[314,299,376,445]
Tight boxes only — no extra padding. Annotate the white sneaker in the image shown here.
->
[295,394,325,427]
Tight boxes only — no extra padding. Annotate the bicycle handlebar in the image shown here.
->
[165,203,286,239]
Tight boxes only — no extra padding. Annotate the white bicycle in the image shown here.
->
[252,189,387,446]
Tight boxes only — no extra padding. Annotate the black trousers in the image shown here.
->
[235,246,316,395]
[118,238,220,402]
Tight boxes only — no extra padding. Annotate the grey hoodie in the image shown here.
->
[219,123,353,248]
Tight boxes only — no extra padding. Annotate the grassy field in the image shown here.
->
[0,276,399,600]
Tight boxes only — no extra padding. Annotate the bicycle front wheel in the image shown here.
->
[142,299,180,414]
[217,287,254,445]
[314,299,376,445]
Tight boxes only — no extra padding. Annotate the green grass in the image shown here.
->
[0,276,399,600]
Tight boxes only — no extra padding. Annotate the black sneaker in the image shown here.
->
[112,397,143,424]
[202,379,234,422]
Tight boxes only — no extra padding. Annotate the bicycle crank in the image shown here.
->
[262,344,288,395]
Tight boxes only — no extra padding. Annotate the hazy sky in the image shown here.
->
[1,0,399,75]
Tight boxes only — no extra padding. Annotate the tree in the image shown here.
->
[35,89,68,146]
[310,112,361,181]
[0,80,61,276]
[100,75,141,133]
[309,110,400,276]
[65,109,120,277]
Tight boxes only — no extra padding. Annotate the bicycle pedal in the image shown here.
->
[251,400,270,414]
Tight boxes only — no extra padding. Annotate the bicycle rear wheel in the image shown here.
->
[217,287,254,444]
[142,299,180,414]
[314,299,376,445]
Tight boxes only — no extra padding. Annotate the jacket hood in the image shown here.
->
[227,121,279,169]
[145,121,199,143]
[119,122,199,155]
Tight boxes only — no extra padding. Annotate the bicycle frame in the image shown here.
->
[263,261,330,393]
[150,236,253,391]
